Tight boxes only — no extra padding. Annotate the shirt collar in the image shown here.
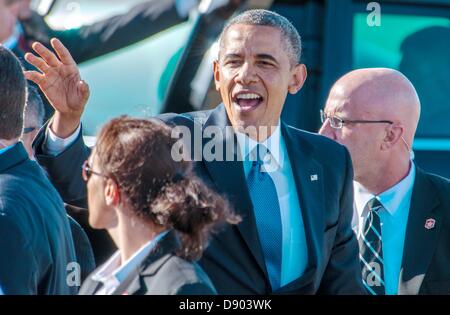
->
[92,230,170,285]
[0,142,18,155]
[235,121,282,167]
[354,161,416,218]
[2,23,23,50]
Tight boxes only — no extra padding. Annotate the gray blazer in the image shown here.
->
[79,231,217,295]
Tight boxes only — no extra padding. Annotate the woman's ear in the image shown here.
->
[288,63,307,94]
[104,178,120,206]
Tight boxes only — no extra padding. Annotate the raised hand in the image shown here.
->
[24,38,90,138]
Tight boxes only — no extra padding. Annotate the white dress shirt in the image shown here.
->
[352,162,416,295]
[235,122,308,287]
[92,230,169,295]
[44,123,81,156]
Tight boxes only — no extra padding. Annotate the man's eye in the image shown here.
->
[258,61,274,67]
[226,60,241,66]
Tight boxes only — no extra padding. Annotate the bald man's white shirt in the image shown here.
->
[352,162,416,295]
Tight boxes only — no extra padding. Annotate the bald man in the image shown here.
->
[319,68,450,295]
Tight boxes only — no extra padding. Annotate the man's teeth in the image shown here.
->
[236,93,261,100]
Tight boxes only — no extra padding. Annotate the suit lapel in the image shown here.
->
[398,166,443,295]
[280,124,324,285]
[201,105,267,276]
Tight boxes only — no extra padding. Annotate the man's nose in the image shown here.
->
[318,119,337,140]
[235,62,258,85]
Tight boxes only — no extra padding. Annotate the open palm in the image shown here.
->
[25,38,89,122]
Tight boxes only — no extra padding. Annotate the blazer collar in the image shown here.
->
[111,230,180,295]
[0,142,28,173]
[398,165,442,295]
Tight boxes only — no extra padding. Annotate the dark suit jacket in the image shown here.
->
[398,166,450,295]
[33,104,366,294]
[79,230,216,295]
[0,142,77,295]
[67,214,96,283]
[20,0,185,64]
[66,204,117,266]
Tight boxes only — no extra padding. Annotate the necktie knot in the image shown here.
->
[366,198,383,213]
[250,144,270,170]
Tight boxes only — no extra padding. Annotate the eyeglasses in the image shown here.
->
[82,160,107,182]
[320,109,412,153]
[320,109,394,129]
[23,126,38,135]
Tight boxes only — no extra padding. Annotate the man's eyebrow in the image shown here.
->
[223,53,242,60]
[256,54,279,65]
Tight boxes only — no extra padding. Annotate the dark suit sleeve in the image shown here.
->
[318,147,366,294]
[176,283,217,295]
[48,0,185,64]
[0,209,38,295]
[32,123,91,209]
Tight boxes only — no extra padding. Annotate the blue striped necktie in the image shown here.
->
[246,144,282,290]
[359,198,385,295]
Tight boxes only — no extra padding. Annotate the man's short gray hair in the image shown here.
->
[218,9,302,66]
[25,85,45,127]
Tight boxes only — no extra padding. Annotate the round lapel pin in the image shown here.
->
[425,218,436,230]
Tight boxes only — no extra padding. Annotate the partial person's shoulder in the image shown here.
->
[421,169,450,193]
[285,124,348,156]
[161,254,209,282]
[153,254,216,294]
[157,109,213,128]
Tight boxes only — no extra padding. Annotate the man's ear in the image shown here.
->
[104,178,120,206]
[382,124,404,150]
[288,63,307,94]
[213,59,221,92]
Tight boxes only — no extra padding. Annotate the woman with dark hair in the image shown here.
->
[79,116,239,295]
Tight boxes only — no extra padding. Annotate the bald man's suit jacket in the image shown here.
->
[33,104,366,294]
[398,167,450,295]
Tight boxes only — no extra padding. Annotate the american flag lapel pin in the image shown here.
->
[310,174,318,181]
[425,218,436,230]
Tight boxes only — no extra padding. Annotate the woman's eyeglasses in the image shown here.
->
[82,160,107,182]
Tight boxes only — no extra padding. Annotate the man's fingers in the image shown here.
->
[24,71,45,86]
[51,38,76,66]
[78,80,90,104]
[31,41,61,67]
[24,53,50,74]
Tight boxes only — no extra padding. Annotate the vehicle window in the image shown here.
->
[353,12,450,138]
[43,0,194,136]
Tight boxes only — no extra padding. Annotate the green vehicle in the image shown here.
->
[37,0,450,177]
